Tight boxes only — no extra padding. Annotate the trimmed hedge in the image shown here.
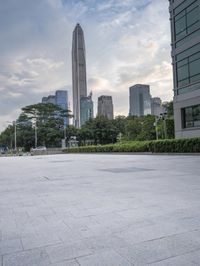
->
[64,138,200,153]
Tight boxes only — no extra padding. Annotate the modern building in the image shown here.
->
[169,0,200,138]
[55,90,69,127]
[42,95,56,105]
[80,92,94,126]
[98,95,114,119]
[72,23,88,128]
[42,90,69,126]
[151,97,164,117]
[129,84,151,116]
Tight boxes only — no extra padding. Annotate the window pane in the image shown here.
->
[189,52,200,62]
[189,58,200,76]
[187,7,199,27]
[177,58,188,67]
[178,78,189,87]
[177,64,189,81]
[183,104,200,128]
[190,73,200,83]
[175,16,186,34]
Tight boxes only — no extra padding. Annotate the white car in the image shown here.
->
[30,146,47,152]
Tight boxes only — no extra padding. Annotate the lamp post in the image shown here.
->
[34,118,38,149]
[154,117,159,140]
[160,112,167,139]
[14,121,17,151]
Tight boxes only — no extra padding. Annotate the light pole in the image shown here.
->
[154,117,159,140]
[34,119,37,148]
[160,112,167,139]
[14,121,17,151]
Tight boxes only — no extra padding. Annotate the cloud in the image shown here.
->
[0,0,172,132]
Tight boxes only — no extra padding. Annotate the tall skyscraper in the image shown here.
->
[72,23,88,128]
[151,97,164,117]
[98,95,114,119]
[169,0,200,138]
[129,84,151,116]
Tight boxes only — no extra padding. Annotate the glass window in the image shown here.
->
[174,1,199,45]
[190,58,200,76]
[187,7,199,27]
[177,64,189,80]
[175,16,186,35]
[190,73,200,83]
[182,104,200,128]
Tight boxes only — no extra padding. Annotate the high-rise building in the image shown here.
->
[151,97,164,117]
[80,93,94,126]
[129,84,151,116]
[42,90,69,126]
[98,95,114,119]
[55,90,69,126]
[169,0,200,138]
[72,23,87,128]
[42,95,56,104]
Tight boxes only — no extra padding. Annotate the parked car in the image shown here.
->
[30,146,47,152]
[0,146,7,154]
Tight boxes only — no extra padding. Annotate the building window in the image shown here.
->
[174,1,200,44]
[182,104,200,128]
[176,46,200,88]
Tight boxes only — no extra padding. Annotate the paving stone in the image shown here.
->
[77,249,132,266]
[148,249,200,265]
[3,248,50,266]
[115,230,200,265]
[0,154,200,265]
[0,239,23,255]
[45,242,93,264]
[50,259,79,266]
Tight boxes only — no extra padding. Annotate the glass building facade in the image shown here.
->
[169,0,200,138]
[129,84,151,117]
[80,94,94,126]
[55,90,69,127]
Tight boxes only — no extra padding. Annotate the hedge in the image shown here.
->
[63,138,200,154]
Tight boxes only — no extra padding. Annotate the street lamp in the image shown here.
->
[160,112,167,139]
[154,117,159,140]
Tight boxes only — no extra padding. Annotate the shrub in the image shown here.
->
[63,138,200,154]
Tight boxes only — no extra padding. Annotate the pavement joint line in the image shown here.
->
[147,247,200,265]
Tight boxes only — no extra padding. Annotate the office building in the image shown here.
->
[169,0,200,138]
[42,90,69,126]
[151,97,164,117]
[42,95,56,104]
[80,93,94,126]
[55,90,69,126]
[72,23,88,128]
[129,84,151,116]
[98,95,114,119]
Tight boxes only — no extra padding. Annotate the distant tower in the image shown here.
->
[72,23,87,128]
[80,92,94,126]
[98,95,114,119]
[129,84,151,116]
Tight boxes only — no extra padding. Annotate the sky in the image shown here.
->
[0,0,173,132]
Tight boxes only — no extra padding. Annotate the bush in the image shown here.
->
[64,138,200,154]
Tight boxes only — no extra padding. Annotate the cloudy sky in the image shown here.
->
[0,0,172,132]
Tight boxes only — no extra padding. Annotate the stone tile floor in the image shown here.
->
[0,154,200,265]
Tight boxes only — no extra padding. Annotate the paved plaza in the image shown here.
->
[0,154,200,266]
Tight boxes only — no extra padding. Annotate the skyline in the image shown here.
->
[0,0,172,132]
